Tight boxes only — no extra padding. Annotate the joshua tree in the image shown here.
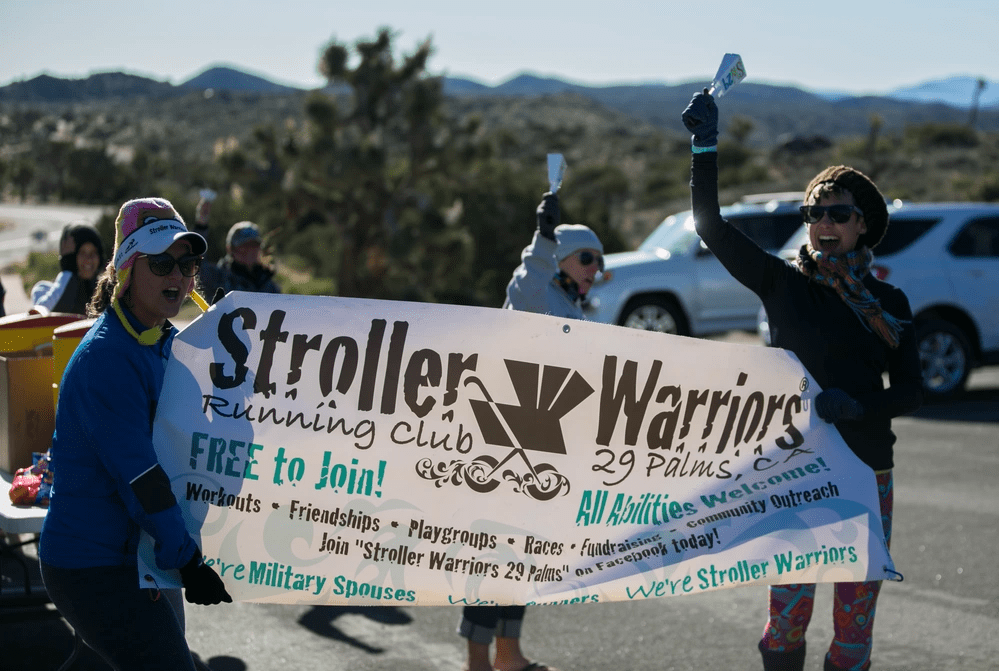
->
[968,77,987,129]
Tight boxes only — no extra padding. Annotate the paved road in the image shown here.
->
[0,203,105,316]
[0,203,105,270]
[9,338,998,671]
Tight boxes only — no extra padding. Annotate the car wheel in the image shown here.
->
[916,319,971,401]
[619,297,689,336]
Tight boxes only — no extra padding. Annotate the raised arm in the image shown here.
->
[504,193,560,312]
[683,90,787,298]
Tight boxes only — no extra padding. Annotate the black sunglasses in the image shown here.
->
[800,204,864,224]
[577,250,605,271]
[138,253,203,277]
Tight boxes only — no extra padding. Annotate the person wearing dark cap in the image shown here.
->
[682,90,922,671]
[40,197,230,671]
[456,192,593,671]
[198,218,281,304]
[31,222,106,314]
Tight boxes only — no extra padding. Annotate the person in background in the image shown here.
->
[31,222,106,314]
[457,192,602,671]
[39,197,231,670]
[194,194,280,303]
[682,90,922,671]
[503,192,604,318]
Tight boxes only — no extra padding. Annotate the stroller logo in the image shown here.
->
[416,360,593,501]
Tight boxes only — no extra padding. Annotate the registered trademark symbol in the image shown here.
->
[799,378,809,392]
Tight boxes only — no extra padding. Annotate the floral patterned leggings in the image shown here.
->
[761,471,893,671]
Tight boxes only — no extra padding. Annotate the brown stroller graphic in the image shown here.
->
[460,360,594,500]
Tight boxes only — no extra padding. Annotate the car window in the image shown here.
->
[875,217,941,257]
[782,224,808,254]
[730,214,803,251]
[948,217,999,257]
[639,213,701,254]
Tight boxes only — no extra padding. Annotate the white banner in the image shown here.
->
[140,292,894,606]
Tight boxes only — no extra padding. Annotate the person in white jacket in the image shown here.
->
[31,223,105,314]
[503,192,604,320]
[458,192,603,671]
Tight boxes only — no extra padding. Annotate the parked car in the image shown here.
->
[583,193,804,336]
[758,202,999,400]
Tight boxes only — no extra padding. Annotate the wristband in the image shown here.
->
[692,144,718,154]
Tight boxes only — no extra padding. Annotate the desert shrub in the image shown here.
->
[971,173,999,202]
[905,123,978,149]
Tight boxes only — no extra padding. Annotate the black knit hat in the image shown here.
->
[68,223,106,266]
[804,165,889,249]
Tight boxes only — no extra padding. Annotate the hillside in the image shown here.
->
[3,69,997,148]
[2,68,997,250]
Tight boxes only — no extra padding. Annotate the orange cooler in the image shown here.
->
[52,318,97,407]
[0,311,87,354]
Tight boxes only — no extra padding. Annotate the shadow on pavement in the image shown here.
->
[297,604,413,653]
[195,653,248,671]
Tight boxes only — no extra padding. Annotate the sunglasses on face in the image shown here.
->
[138,253,203,277]
[577,250,605,271]
[800,204,864,224]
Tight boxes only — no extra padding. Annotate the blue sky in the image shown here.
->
[2,0,996,94]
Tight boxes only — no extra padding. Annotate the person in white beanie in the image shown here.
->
[503,192,604,320]
[457,191,602,671]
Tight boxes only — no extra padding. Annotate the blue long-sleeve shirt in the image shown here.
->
[40,306,197,570]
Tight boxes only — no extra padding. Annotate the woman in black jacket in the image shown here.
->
[682,90,923,671]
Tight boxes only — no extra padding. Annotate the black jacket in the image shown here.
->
[691,153,923,470]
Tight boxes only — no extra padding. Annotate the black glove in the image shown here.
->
[536,192,560,241]
[179,549,232,605]
[59,252,77,274]
[681,89,719,149]
[815,388,865,423]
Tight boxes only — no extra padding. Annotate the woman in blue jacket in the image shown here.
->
[40,197,231,670]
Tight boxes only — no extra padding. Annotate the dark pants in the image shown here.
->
[457,605,527,644]
[40,561,196,671]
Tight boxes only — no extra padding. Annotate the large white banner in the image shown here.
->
[141,292,894,606]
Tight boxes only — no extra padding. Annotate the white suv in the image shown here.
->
[759,202,999,400]
[583,194,803,336]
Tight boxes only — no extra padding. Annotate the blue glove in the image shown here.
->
[536,192,560,241]
[681,89,718,149]
[815,388,865,423]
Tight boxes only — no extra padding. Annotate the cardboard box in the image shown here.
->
[0,351,55,473]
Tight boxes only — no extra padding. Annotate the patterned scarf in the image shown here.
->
[793,244,906,349]
[554,271,582,303]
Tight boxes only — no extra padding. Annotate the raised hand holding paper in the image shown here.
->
[708,53,747,98]
[547,153,567,193]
